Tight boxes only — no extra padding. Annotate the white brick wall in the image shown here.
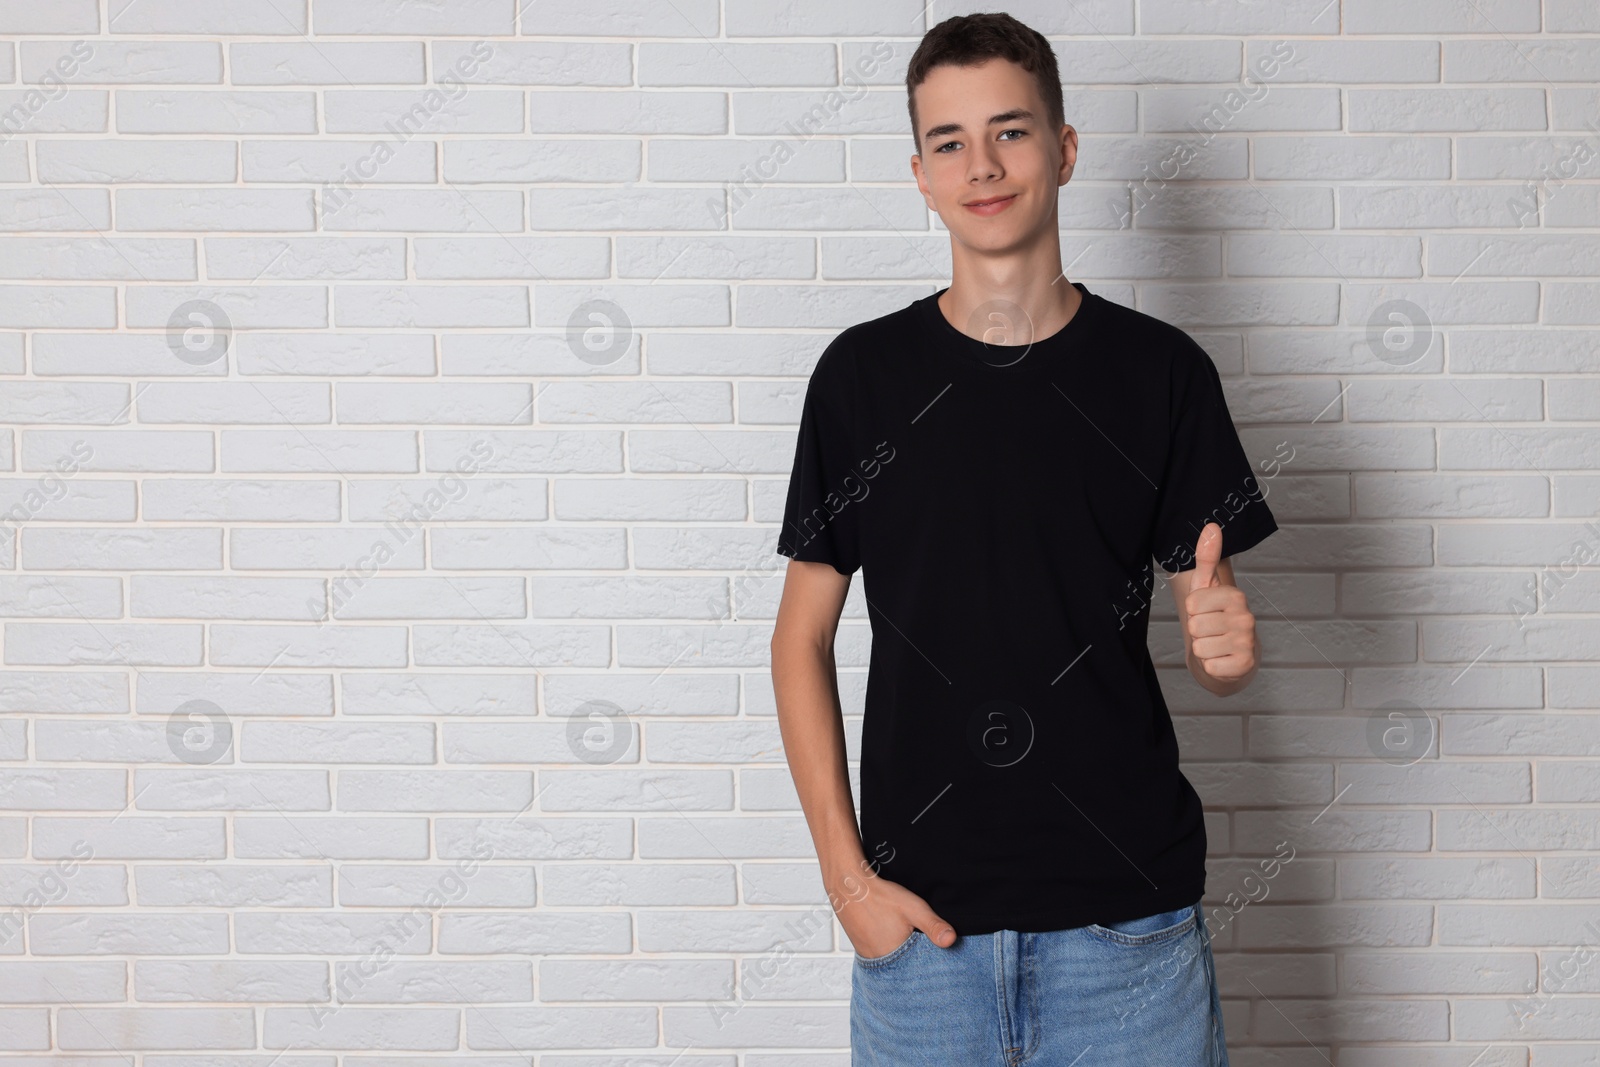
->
[0,0,1596,1060]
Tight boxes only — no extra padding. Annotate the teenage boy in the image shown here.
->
[769,12,1276,1066]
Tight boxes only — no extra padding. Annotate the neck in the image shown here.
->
[938,259,1081,346]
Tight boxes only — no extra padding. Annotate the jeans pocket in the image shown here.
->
[853,927,921,968]
[1087,903,1197,946]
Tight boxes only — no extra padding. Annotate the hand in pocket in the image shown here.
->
[835,870,958,958]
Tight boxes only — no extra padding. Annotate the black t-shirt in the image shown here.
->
[775,281,1278,936]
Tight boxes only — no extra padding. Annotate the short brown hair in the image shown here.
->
[905,12,1064,150]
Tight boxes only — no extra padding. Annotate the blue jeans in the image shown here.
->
[850,899,1227,1066]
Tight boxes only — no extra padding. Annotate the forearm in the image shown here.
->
[771,635,868,891]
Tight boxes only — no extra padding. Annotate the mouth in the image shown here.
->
[963,193,1017,216]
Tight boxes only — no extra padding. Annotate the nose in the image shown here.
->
[965,140,1002,184]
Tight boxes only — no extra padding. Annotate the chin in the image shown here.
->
[949,222,1030,254]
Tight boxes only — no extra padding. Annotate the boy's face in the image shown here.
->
[910,57,1075,256]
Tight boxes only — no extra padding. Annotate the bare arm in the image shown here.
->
[769,559,866,888]
[770,558,957,954]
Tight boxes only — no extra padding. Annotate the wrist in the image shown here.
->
[821,852,877,903]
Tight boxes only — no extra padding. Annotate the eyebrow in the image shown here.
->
[922,107,1036,145]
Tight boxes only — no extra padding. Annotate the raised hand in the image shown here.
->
[1183,522,1259,681]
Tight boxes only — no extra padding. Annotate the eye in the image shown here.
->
[999,128,1026,141]
[934,139,962,153]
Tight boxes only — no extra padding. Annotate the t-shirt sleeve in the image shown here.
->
[1149,341,1278,574]
[776,344,863,576]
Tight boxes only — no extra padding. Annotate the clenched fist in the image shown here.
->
[1183,522,1259,681]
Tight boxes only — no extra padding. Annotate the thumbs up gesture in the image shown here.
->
[1183,522,1259,683]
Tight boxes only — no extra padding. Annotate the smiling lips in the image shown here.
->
[964,193,1017,216]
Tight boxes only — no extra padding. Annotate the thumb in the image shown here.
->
[915,906,958,948]
[1191,522,1222,589]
